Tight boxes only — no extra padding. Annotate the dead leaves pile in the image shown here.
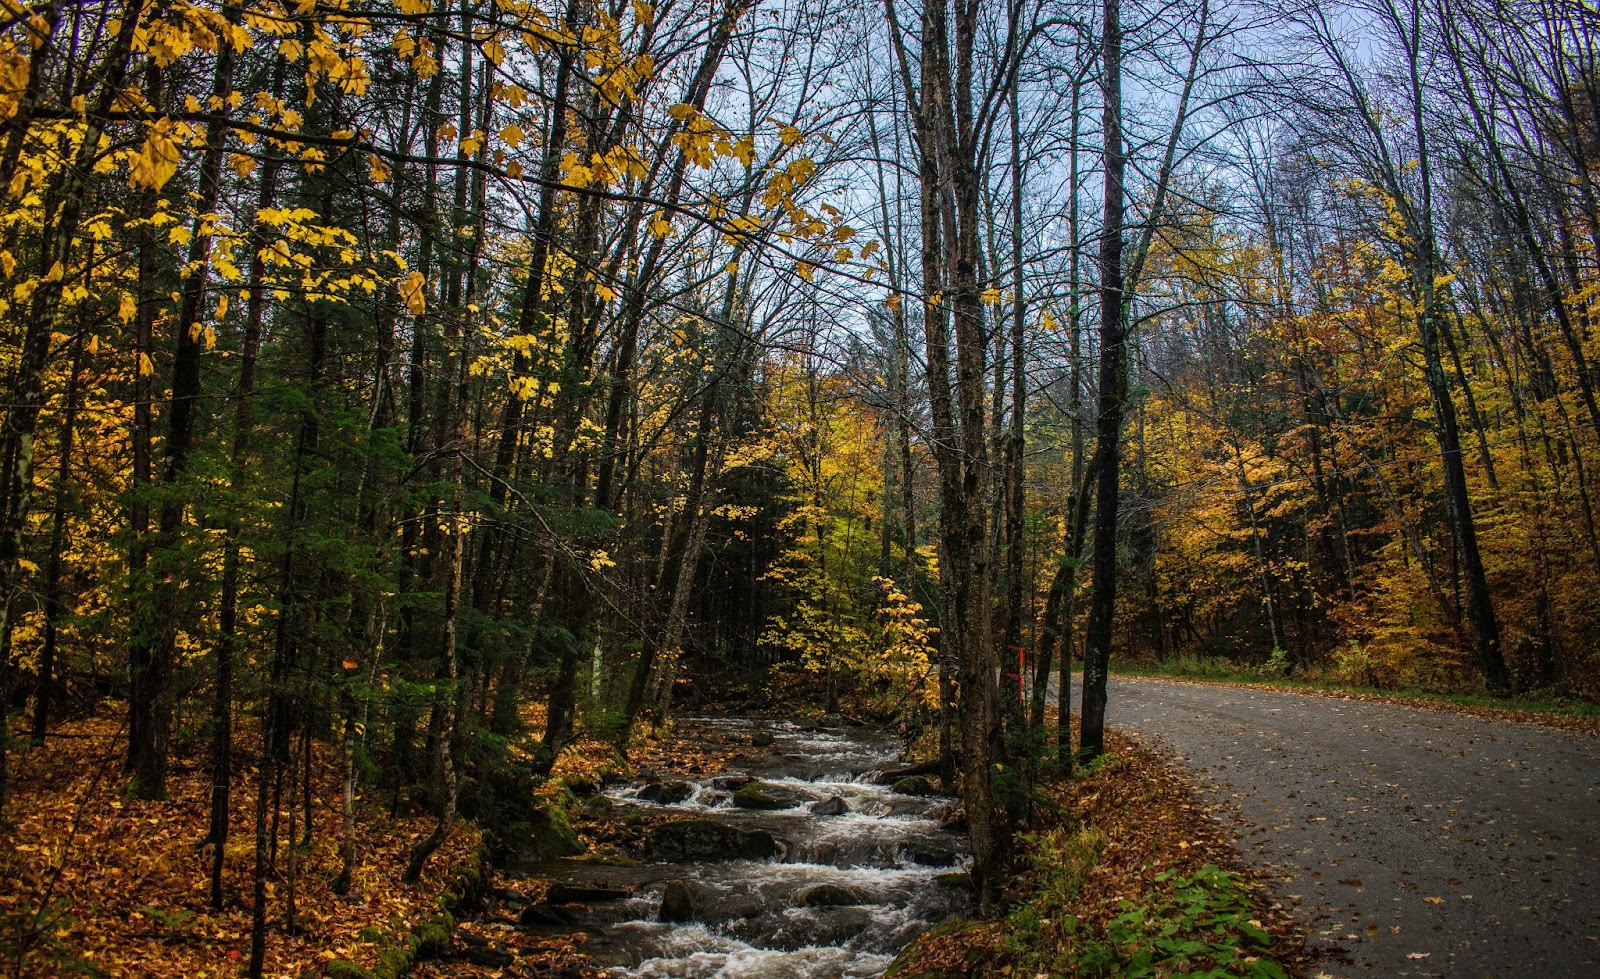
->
[0,710,477,979]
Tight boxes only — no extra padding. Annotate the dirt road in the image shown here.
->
[1078,675,1600,977]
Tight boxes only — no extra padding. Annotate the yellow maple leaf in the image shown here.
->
[129,121,180,191]
[398,269,426,315]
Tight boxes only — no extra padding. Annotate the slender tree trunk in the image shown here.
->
[32,333,84,744]
[1081,0,1125,762]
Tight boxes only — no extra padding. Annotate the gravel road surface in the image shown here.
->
[1078,675,1600,977]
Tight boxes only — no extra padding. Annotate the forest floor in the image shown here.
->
[1083,673,1600,977]
[0,710,484,978]
[0,707,744,979]
[2,703,1312,978]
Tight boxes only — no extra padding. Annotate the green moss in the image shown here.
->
[411,911,454,960]
[515,804,586,861]
[372,944,411,979]
[324,961,377,979]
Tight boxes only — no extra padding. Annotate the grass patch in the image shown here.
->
[1112,657,1600,734]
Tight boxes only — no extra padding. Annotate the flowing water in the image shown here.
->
[529,717,971,979]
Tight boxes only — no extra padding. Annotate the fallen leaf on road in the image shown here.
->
[1407,952,1431,959]
[1423,896,1446,905]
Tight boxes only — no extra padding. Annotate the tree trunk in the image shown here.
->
[1081,0,1126,762]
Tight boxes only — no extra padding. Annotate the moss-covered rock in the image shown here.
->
[637,779,695,804]
[517,803,586,862]
[324,960,377,979]
[884,918,987,979]
[798,883,871,907]
[411,911,454,960]
[891,775,936,796]
[647,819,783,862]
[731,780,806,810]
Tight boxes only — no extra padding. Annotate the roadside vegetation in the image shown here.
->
[888,729,1299,979]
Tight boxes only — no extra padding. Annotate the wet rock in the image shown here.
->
[458,942,515,968]
[810,795,849,816]
[712,774,757,791]
[751,731,777,747]
[933,871,974,890]
[818,713,845,728]
[515,804,586,862]
[581,794,613,814]
[792,718,822,732]
[637,779,695,805]
[910,841,958,867]
[658,880,705,922]
[518,902,579,927]
[732,780,807,810]
[724,895,764,919]
[938,813,967,834]
[647,819,783,862]
[891,775,937,796]
[544,883,633,903]
[798,883,872,907]
[562,773,601,797]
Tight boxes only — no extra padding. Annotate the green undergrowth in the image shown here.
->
[1113,656,1600,725]
[1001,839,1284,978]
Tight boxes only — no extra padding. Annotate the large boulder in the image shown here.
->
[810,795,849,816]
[798,883,872,907]
[891,775,936,797]
[732,780,807,811]
[516,804,586,862]
[647,819,784,862]
[658,880,705,922]
[637,779,695,805]
[909,841,959,867]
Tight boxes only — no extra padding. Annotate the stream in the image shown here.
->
[523,716,972,978]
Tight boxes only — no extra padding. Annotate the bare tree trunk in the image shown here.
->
[1081,0,1125,762]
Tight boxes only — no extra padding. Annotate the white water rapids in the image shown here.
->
[538,717,972,979]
